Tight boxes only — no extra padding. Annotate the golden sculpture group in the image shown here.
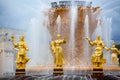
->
[49,34,120,69]
[10,34,120,74]
[11,35,29,70]
[86,35,120,69]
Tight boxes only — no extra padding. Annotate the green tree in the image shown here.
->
[115,44,120,66]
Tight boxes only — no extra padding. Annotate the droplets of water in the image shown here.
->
[83,15,90,66]
[56,16,61,34]
[69,2,78,68]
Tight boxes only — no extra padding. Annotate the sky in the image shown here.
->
[0,0,49,29]
[0,0,120,40]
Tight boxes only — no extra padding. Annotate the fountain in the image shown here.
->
[25,0,120,77]
[46,0,100,68]
[1,0,120,80]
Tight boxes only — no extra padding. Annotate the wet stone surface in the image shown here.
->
[0,74,120,80]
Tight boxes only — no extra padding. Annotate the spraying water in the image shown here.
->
[69,1,77,68]
[26,0,113,75]
[101,17,112,65]
[83,15,90,66]
[56,16,61,34]
[27,11,53,73]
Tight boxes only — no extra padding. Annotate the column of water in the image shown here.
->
[69,1,78,71]
[83,15,90,67]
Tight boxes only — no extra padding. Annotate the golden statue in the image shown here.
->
[86,35,109,68]
[50,34,66,68]
[110,42,119,65]
[11,35,29,69]
[0,49,2,54]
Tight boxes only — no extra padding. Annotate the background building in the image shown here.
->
[0,27,24,77]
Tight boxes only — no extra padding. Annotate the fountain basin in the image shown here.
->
[26,66,120,75]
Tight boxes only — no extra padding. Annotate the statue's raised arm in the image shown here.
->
[61,38,66,44]
[11,34,18,48]
[86,37,94,46]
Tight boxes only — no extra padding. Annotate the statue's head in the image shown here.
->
[96,35,101,40]
[20,35,24,41]
[57,34,61,39]
[112,42,116,47]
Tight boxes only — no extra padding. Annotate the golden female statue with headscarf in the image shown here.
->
[110,42,120,65]
[86,35,109,68]
[50,34,66,68]
[11,35,29,69]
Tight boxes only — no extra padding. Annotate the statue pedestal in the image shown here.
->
[16,69,25,75]
[53,67,63,75]
[92,68,104,80]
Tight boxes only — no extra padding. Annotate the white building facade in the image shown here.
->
[0,27,24,77]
